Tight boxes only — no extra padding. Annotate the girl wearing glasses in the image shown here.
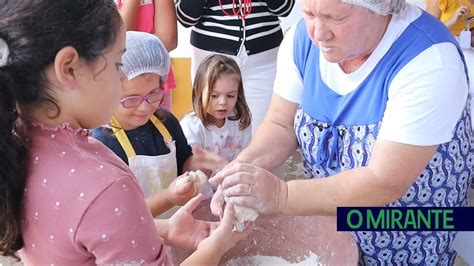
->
[0,1,250,264]
[180,54,252,162]
[93,31,227,217]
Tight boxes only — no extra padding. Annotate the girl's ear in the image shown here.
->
[53,46,82,90]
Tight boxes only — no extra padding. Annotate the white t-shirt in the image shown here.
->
[180,113,252,161]
[273,4,468,146]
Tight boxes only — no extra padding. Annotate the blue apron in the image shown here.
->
[292,12,474,265]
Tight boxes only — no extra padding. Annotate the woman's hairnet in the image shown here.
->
[342,0,406,16]
[122,31,171,82]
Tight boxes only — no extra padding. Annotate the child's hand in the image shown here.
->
[166,174,196,206]
[199,203,252,255]
[166,194,220,250]
[192,145,229,176]
[448,5,470,26]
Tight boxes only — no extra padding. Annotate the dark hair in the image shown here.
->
[192,54,252,130]
[0,0,121,259]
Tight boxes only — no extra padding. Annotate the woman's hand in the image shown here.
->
[165,173,196,206]
[208,161,288,217]
[166,194,219,250]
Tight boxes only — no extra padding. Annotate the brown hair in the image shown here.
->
[0,0,121,259]
[192,54,251,130]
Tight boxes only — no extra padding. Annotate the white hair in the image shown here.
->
[342,0,406,16]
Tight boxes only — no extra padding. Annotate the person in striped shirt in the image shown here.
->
[176,0,295,132]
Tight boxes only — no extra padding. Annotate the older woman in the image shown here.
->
[210,0,473,264]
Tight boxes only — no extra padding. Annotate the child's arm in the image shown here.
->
[146,177,195,217]
[118,0,140,30]
[154,194,252,265]
[183,145,228,176]
[154,0,177,51]
[445,5,470,29]
[76,176,169,264]
[180,115,228,174]
[426,0,469,29]
[146,192,173,217]
[181,203,252,265]
[175,0,204,28]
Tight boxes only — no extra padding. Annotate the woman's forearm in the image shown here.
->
[282,141,437,216]
[237,94,299,171]
[283,167,400,216]
[236,120,297,171]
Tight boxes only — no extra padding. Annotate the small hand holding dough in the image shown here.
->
[176,170,213,199]
[177,170,258,230]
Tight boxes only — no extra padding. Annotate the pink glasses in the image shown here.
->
[120,90,164,108]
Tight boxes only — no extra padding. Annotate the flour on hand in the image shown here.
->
[225,197,259,231]
[176,170,213,199]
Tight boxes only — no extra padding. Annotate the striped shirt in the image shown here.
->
[176,0,295,55]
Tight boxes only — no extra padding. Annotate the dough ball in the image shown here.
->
[176,170,212,198]
[225,197,258,231]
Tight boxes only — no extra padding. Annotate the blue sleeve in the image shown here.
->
[91,127,129,165]
[159,110,193,175]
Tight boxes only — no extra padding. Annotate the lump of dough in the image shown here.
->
[225,197,258,232]
[176,170,213,198]
[177,171,259,229]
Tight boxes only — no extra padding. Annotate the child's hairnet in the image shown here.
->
[122,31,171,82]
[342,0,406,16]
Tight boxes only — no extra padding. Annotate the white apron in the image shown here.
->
[112,115,177,198]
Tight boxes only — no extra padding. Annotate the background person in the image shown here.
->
[176,0,295,132]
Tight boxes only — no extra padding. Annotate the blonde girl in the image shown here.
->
[180,54,252,161]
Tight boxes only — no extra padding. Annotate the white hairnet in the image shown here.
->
[342,0,406,16]
[122,31,171,81]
